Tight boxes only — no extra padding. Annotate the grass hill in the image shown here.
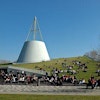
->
[0,56,100,82]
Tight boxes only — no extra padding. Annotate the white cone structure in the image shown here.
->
[17,16,50,63]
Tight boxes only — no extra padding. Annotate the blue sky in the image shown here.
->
[0,0,100,61]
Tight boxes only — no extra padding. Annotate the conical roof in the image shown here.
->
[17,16,50,63]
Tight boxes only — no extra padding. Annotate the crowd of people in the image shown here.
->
[0,70,38,85]
[86,76,100,89]
[0,59,100,89]
[0,68,99,89]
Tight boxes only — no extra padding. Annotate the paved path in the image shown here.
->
[0,85,100,95]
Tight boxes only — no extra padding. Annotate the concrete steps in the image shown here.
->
[0,85,99,95]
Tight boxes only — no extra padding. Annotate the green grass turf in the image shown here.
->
[0,94,100,100]
[0,56,100,82]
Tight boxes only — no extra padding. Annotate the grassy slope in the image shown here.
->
[0,56,99,81]
[0,94,100,100]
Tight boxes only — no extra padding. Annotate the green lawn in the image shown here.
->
[0,94,100,100]
[0,56,100,82]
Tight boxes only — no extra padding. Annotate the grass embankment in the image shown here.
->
[0,56,99,82]
[0,94,100,100]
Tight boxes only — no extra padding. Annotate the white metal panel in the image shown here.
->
[17,40,50,63]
